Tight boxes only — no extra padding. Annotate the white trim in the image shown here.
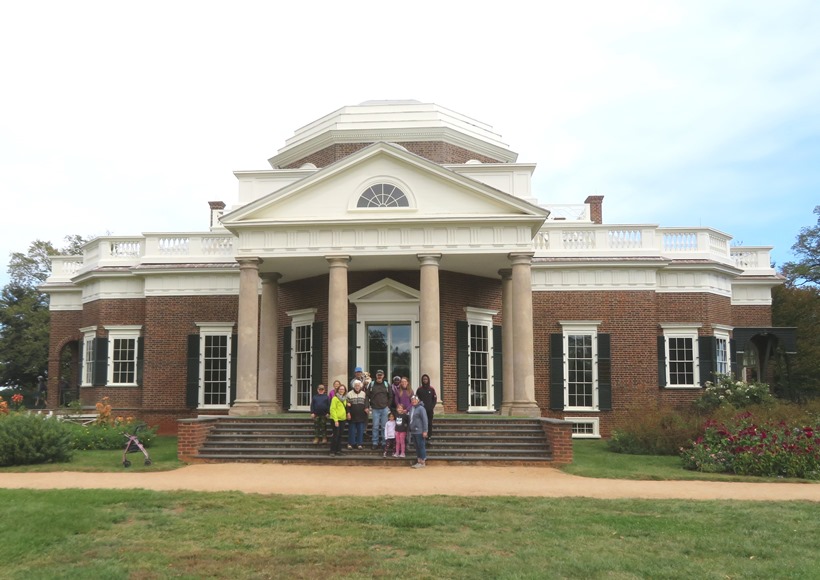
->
[660,324,701,388]
[348,176,417,211]
[566,417,601,439]
[198,326,234,410]
[464,306,497,325]
[80,328,96,387]
[288,309,317,411]
[106,327,142,386]
[560,322,601,411]
[465,315,495,412]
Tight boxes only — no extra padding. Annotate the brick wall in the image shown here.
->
[177,416,219,462]
[284,141,503,168]
[47,310,83,407]
[541,418,573,464]
[732,304,773,327]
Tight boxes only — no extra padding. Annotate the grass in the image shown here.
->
[562,440,819,483]
[0,489,817,579]
[0,436,183,473]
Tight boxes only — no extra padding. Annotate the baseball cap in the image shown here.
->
[354,366,363,372]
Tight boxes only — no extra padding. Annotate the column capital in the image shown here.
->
[260,272,282,283]
[325,255,351,268]
[508,251,534,266]
[417,253,442,266]
[237,257,262,269]
[498,268,512,280]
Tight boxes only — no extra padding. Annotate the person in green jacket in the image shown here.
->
[329,384,349,456]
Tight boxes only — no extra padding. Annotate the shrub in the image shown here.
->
[64,421,157,451]
[681,412,820,479]
[694,374,774,413]
[0,413,74,466]
[608,407,704,455]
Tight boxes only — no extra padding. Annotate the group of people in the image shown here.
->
[309,368,438,469]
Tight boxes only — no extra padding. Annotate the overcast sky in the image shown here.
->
[2,1,818,287]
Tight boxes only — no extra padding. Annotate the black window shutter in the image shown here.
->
[456,321,469,411]
[93,337,108,386]
[493,325,503,411]
[229,334,238,404]
[78,340,83,385]
[282,327,292,410]
[136,337,144,387]
[699,336,716,386]
[598,334,612,410]
[312,321,324,387]
[186,334,200,409]
[657,336,667,387]
[549,334,564,410]
[730,339,738,379]
[348,320,358,377]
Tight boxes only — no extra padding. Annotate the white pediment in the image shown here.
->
[222,143,546,228]
[348,278,419,305]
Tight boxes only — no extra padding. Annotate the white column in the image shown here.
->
[327,255,350,388]
[508,252,540,417]
[258,272,282,413]
[418,253,442,404]
[230,257,263,416]
[498,268,515,416]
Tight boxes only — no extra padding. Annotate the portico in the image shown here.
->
[220,140,548,415]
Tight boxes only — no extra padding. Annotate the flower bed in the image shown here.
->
[681,411,820,479]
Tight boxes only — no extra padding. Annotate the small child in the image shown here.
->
[394,404,409,458]
[383,412,397,458]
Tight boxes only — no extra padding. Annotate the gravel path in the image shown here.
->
[2,464,819,501]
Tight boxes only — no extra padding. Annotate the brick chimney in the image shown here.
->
[585,195,604,224]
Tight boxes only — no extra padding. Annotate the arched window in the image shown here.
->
[357,184,409,208]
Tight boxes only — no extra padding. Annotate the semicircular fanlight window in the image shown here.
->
[357,184,409,208]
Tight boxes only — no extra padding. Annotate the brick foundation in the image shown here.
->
[541,418,573,464]
[177,416,220,462]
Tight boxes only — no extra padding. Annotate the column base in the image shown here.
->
[228,400,264,416]
[502,401,542,418]
[257,401,283,415]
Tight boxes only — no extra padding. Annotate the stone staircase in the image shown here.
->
[194,416,554,466]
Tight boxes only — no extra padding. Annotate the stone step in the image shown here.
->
[195,416,554,465]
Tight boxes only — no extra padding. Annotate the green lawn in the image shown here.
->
[562,440,819,483]
[1,489,817,579]
[0,436,183,473]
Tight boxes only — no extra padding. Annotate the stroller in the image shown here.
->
[122,425,153,467]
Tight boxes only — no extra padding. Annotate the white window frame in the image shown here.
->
[560,321,601,411]
[80,326,97,387]
[713,325,732,377]
[287,308,317,411]
[196,322,234,409]
[660,323,702,389]
[566,417,601,439]
[465,307,497,412]
[105,325,142,386]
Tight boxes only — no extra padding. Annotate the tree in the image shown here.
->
[0,236,86,390]
[773,205,820,399]
[781,205,820,288]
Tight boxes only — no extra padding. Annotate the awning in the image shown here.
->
[733,327,797,354]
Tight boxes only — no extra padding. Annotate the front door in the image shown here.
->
[366,323,412,385]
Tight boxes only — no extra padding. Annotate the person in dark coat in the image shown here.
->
[310,384,330,444]
[416,374,437,442]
